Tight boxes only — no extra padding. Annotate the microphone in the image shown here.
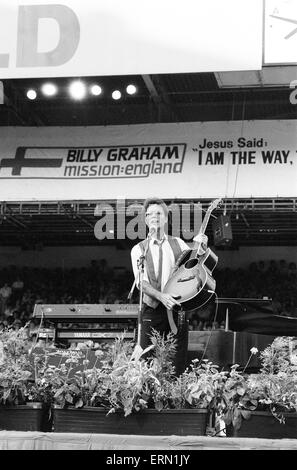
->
[148,225,157,238]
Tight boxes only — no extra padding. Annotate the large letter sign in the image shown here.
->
[16,4,80,67]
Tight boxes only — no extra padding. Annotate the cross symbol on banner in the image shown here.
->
[0,147,63,176]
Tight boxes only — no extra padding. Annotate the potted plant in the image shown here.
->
[51,331,222,435]
[0,325,49,431]
[221,338,297,438]
[7,321,297,439]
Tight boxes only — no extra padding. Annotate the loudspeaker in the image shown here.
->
[212,215,233,246]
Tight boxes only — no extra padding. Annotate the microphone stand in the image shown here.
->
[128,232,151,357]
[136,235,151,351]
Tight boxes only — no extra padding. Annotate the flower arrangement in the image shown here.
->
[220,337,297,431]
[247,337,297,422]
[29,329,229,419]
[219,362,259,431]
[1,321,297,437]
[86,330,227,418]
[27,342,111,409]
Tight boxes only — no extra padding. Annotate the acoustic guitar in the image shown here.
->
[163,198,222,312]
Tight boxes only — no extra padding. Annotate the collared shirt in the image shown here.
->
[131,235,189,291]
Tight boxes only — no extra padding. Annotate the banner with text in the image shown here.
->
[0,0,263,78]
[0,120,296,201]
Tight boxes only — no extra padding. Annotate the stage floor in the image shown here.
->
[1,431,297,450]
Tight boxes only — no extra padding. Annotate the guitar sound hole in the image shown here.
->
[185,259,198,269]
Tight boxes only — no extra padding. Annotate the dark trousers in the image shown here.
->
[140,303,189,376]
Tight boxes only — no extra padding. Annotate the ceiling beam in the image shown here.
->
[6,214,28,229]
[142,74,180,122]
[75,213,94,229]
[142,75,160,102]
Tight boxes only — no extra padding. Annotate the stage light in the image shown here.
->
[69,80,87,100]
[126,84,137,95]
[112,90,121,100]
[90,84,102,96]
[27,89,37,100]
[41,82,57,97]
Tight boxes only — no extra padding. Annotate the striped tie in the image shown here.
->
[155,239,164,290]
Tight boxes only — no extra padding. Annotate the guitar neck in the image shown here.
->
[190,202,220,258]
[198,209,212,237]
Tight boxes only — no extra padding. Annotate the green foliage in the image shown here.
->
[93,332,163,417]
[152,359,228,413]
[30,343,112,409]
[0,325,33,405]
[149,329,176,380]
[2,324,297,430]
[220,364,258,430]
[247,336,297,423]
[221,337,297,429]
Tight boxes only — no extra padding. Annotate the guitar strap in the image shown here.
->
[166,237,185,335]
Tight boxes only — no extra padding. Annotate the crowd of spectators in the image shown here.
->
[216,259,297,315]
[0,259,132,331]
[0,258,296,334]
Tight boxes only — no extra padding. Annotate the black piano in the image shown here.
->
[188,298,297,368]
[216,297,297,336]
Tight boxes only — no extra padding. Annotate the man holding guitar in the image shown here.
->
[130,197,208,375]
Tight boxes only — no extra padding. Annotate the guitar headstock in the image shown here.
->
[208,198,223,214]
[197,198,224,237]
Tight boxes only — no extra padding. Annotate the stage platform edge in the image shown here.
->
[1,431,297,450]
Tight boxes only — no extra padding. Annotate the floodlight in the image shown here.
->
[27,89,37,100]
[126,84,137,95]
[69,80,87,100]
[41,82,57,97]
[112,90,121,100]
[90,85,102,96]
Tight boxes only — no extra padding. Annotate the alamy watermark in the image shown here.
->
[94,199,203,241]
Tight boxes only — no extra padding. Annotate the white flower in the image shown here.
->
[250,347,258,355]
[95,350,104,357]
[290,354,297,365]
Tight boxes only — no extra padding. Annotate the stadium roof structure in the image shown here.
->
[0,68,296,126]
[0,68,296,248]
[0,198,296,249]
